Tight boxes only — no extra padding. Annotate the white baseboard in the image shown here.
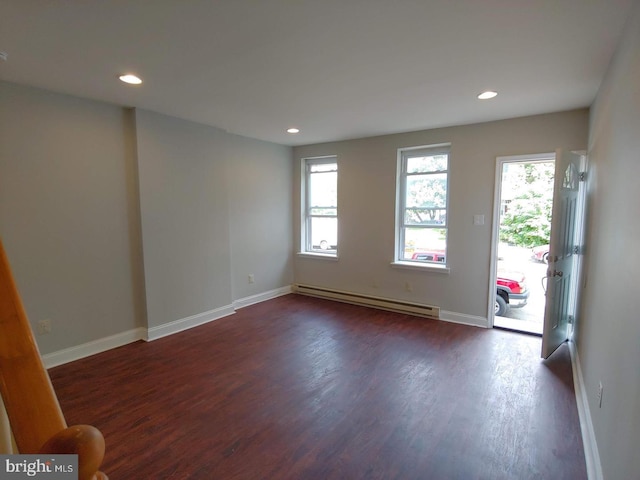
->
[42,327,146,369]
[41,287,293,367]
[440,310,488,328]
[146,304,235,341]
[292,284,486,328]
[40,288,484,370]
[568,341,603,480]
[293,284,441,319]
[234,285,292,309]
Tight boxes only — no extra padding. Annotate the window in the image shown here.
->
[302,156,338,255]
[396,144,450,265]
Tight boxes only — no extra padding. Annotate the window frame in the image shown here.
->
[301,155,338,257]
[395,144,451,270]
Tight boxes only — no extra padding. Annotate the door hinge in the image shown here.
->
[579,171,587,181]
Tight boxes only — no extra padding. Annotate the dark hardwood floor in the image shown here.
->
[49,294,586,479]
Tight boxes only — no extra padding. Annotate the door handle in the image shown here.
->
[543,270,563,294]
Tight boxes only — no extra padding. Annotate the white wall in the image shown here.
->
[0,81,145,353]
[578,3,640,479]
[293,110,588,323]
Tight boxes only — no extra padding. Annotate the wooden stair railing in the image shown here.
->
[0,239,108,480]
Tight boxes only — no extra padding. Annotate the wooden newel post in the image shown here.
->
[0,239,108,480]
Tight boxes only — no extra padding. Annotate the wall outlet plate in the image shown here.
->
[37,319,52,335]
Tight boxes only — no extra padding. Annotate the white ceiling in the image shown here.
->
[0,0,634,146]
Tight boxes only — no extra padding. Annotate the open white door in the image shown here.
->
[541,150,583,358]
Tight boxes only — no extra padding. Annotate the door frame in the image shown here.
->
[488,152,556,327]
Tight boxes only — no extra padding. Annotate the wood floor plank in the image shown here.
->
[48,294,586,479]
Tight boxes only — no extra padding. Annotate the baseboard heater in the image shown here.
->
[293,284,440,319]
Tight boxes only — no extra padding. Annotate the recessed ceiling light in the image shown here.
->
[287,128,300,134]
[119,74,143,85]
[478,91,498,100]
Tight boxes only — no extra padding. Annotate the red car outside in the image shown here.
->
[531,244,550,263]
[411,252,529,316]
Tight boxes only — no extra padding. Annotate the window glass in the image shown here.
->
[397,146,450,264]
[303,157,338,254]
[407,155,447,173]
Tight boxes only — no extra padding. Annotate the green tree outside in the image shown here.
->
[500,162,554,248]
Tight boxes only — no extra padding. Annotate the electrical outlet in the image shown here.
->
[248,274,255,284]
[597,382,603,408]
[405,281,413,292]
[37,319,52,335]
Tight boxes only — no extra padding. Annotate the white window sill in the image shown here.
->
[390,261,450,274]
[297,252,339,261]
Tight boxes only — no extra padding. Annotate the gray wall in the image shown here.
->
[226,134,293,301]
[0,81,293,354]
[135,109,293,327]
[0,81,145,352]
[293,110,589,321]
[135,110,233,328]
[578,3,640,479]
